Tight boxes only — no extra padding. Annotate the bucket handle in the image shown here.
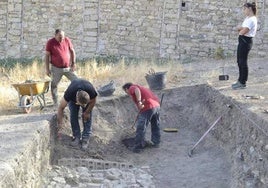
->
[148,68,156,75]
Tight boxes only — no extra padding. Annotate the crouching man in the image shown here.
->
[122,82,161,153]
[57,78,98,150]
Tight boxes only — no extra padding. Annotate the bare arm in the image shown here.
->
[70,48,76,71]
[57,98,68,128]
[85,97,96,113]
[134,88,142,102]
[134,88,144,110]
[45,51,51,76]
[82,97,97,122]
[237,26,243,32]
[238,27,250,36]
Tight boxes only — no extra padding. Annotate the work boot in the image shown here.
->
[232,81,246,90]
[131,145,143,153]
[81,139,89,151]
[143,140,154,147]
[151,143,160,148]
[144,140,160,148]
[70,137,80,147]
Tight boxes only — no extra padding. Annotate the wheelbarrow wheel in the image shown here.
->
[20,95,32,113]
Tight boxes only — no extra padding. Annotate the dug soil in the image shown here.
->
[4,57,268,188]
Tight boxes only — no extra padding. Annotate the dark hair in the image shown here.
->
[244,2,257,15]
[55,29,63,34]
[122,83,133,90]
[77,90,90,105]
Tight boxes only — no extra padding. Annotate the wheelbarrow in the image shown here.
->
[12,80,50,113]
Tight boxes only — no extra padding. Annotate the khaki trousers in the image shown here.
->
[51,65,78,104]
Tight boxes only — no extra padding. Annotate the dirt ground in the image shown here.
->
[49,87,232,188]
[44,57,268,187]
[3,57,268,187]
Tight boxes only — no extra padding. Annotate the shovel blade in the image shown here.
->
[188,149,193,157]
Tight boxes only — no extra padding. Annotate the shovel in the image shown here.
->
[131,93,165,129]
[219,67,229,81]
[188,104,232,157]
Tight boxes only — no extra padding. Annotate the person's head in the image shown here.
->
[243,2,257,16]
[55,29,65,42]
[76,90,90,108]
[122,82,133,94]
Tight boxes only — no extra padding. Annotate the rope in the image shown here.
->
[230,100,268,137]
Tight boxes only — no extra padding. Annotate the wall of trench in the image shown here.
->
[0,117,51,188]
[171,84,268,187]
[45,84,268,187]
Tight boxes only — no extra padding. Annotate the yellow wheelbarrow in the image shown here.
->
[12,80,50,113]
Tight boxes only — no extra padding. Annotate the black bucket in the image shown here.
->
[97,80,116,97]
[145,71,167,90]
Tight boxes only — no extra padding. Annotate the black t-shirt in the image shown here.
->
[64,79,98,103]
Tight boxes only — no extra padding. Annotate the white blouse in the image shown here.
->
[242,16,257,37]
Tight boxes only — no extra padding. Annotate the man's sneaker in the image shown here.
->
[70,137,80,147]
[152,143,160,148]
[232,81,246,90]
[144,140,160,148]
[81,139,89,150]
[131,145,143,153]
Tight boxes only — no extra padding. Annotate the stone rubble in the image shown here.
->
[42,165,155,188]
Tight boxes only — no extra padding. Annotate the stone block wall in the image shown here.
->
[0,0,267,60]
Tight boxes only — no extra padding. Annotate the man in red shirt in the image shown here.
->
[45,29,78,105]
[122,83,161,153]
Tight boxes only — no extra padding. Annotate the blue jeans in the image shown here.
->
[69,101,92,140]
[135,107,161,148]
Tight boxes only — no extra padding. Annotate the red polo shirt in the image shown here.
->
[128,84,160,112]
[46,37,73,68]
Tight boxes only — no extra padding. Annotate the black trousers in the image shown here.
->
[237,35,253,85]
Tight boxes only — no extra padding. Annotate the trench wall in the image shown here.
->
[0,116,51,188]
[48,85,267,187]
[165,85,268,188]
[0,0,268,60]
[92,85,268,187]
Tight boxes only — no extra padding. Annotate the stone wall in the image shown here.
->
[0,0,267,60]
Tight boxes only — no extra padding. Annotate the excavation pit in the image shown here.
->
[45,84,268,187]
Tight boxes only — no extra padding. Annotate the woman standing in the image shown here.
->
[232,2,257,89]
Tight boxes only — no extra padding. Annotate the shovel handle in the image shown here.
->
[160,93,165,107]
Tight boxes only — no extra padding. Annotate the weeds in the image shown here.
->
[0,57,184,114]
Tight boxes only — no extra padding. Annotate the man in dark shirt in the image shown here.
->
[57,79,98,150]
